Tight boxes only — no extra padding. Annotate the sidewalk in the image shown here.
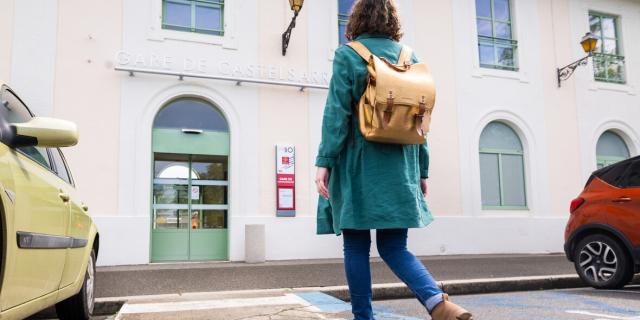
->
[96,253,575,298]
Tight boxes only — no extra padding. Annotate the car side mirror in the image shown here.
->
[10,117,79,148]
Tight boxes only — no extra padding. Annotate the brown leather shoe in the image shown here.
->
[430,293,473,320]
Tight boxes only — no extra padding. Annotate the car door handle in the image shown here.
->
[612,197,632,203]
[59,192,70,202]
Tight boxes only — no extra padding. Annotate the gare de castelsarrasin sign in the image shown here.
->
[115,51,330,86]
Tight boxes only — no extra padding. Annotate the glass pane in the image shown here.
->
[493,0,511,21]
[603,39,617,55]
[202,210,227,229]
[494,22,512,39]
[601,17,616,38]
[338,0,355,15]
[589,15,601,35]
[51,148,72,184]
[477,20,493,37]
[153,184,189,204]
[480,153,501,206]
[597,162,630,187]
[195,4,222,31]
[19,147,51,169]
[164,1,191,27]
[479,122,523,151]
[154,98,228,132]
[597,131,630,158]
[621,160,640,188]
[497,45,514,66]
[2,89,32,123]
[501,154,526,207]
[154,209,189,229]
[191,185,226,204]
[339,22,347,45]
[479,43,495,66]
[154,157,193,179]
[606,60,622,80]
[593,57,606,79]
[191,155,228,180]
[475,0,491,18]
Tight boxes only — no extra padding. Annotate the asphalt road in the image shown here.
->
[377,285,640,320]
[95,254,574,297]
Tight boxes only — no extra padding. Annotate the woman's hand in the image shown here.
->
[316,167,330,199]
[420,178,428,197]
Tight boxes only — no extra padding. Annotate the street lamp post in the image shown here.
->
[557,32,599,88]
[282,0,304,56]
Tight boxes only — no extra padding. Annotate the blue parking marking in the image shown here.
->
[294,291,423,320]
[295,291,352,313]
[546,291,640,316]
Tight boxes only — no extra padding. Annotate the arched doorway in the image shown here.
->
[151,98,229,261]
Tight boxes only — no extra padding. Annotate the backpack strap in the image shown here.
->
[346,41,374,62]
[397,45,413,66]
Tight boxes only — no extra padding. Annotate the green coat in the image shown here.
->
[315,33,433,236]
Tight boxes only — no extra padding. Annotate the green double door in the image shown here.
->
[151,128,229,261]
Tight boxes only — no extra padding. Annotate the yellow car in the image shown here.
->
[0,83,98,320]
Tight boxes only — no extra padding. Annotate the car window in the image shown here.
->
[50,148,73,185]
[1,87,53,169]
[1,87,33,123]
[21,146,52,168]
[595,161,630,188]
[620,160,640,188]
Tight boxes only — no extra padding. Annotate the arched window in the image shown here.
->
[154,98,228,132]
[596,130,630,168]
[479,121,527,209]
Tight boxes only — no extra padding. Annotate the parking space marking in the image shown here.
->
[295,292,423,320]
[117,294,311,314]
[565,310,640,320]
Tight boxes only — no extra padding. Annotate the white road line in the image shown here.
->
[117,293,312,314]
[566,310,640,320]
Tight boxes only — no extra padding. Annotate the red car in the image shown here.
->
[564,155,640,289]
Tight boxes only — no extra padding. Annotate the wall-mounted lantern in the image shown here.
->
[282,0,304,56]
[557,32,599,88]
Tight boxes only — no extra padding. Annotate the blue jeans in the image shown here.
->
[343,228,444,320]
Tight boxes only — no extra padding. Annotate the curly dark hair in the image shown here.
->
[345,0,403,42]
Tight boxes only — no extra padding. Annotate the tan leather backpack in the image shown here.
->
[346,41,435,145]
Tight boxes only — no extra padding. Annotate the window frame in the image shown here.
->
[162,0,225,36]
[478,122,528,210]
[475,0,519,71]
[589,11,626,84]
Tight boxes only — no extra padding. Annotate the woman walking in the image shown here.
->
[314,1,472,319]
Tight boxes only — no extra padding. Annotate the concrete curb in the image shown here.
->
[89,274,640,315]
[308,274,640,301]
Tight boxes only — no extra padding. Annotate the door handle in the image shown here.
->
[59,192,70,202]
[612,197,632,203]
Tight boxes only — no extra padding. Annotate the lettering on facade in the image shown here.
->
[115,51,330,86]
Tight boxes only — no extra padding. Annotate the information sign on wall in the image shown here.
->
[276,144,295,217]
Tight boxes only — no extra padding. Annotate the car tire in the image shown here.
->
[573,234,633,289]
[55,249,96,320]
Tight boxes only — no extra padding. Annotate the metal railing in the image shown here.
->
[593,53,626,84]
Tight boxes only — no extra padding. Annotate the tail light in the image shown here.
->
[570,197,585,213]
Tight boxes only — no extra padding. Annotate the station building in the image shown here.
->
[1,0,639,266]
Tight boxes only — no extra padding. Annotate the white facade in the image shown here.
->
[1,0,639,266]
